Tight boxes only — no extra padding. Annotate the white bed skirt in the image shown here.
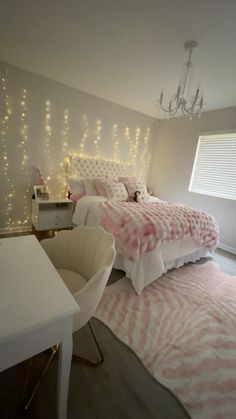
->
[114,241,209,294]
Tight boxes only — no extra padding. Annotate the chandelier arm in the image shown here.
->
[170,102,179,116]
[159,100,178,114]
[159,102,171,113]
[159,101,179,115]
[181,100,198,116]
[180,102,191,116]
[182,101,196,115]
[169,108,179,117]
[182,96,203,114]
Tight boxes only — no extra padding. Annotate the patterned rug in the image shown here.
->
[95,261,236,419]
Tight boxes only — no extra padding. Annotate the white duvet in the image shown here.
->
[72,195,107,226]
[72,196,208,294]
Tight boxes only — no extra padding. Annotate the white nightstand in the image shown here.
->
[32,198,74,231]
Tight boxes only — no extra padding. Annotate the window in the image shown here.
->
[189,132,236,200]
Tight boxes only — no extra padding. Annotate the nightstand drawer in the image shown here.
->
[38,210,72,230]
[32,199,74,231]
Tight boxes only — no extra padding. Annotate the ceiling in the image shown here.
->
[0,0,236,119]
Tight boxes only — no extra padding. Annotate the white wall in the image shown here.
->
[0,60,158,232]
[149,107,236,252]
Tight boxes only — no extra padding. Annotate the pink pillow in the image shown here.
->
[93,178,108,197]
[123,178,150,202]
[95,178,128,201]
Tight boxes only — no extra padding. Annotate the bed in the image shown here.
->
[68,156,219,294]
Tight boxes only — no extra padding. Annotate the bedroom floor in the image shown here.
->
[212,248,236,275]
[0,248,235,419]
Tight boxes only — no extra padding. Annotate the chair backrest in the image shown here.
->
[41,226,116,331]
[41,226,115,279]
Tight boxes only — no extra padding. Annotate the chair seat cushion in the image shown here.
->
[57,269,87,294]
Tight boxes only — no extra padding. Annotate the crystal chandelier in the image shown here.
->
[158,41,204,118]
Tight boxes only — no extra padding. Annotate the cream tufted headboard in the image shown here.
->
[68,155,137,178]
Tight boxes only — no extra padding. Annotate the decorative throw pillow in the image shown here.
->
[93,178,108,197]
[83,178,98,195]
[68,178,85,196]
[95,178,128,201]
[123,178,150,202]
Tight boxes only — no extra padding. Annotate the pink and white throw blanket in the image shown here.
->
[95,261,236,419]
[101,201,219,261]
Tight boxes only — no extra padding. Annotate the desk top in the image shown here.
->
[0,235,79,343]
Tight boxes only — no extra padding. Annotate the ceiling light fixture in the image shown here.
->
[158,41,204,118]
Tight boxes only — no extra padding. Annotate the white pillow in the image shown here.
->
[83,178,98,195]
[68,178,85,195]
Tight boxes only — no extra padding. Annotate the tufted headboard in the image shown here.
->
[68,155,137,178]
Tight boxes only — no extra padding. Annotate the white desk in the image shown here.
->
[0,235,79,419]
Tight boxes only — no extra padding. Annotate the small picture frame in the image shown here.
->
[33,185,49,200]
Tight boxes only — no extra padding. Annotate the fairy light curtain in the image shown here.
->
[0,69,152,232]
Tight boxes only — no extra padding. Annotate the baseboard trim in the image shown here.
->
[217,243,236,256]
[0,225,32,235]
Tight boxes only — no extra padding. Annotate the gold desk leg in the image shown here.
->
[24,345,59,410]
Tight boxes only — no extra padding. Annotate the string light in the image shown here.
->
[127,127,136,164]
[58,109,69,198]
[1,71,15,230]
[140,127,151,177]
[19,89,31,225]
[94,119,102,158]
[68,124,152,178]
[129,127,140,166]
[44,99,53,193]
[125,126,132,161]
[112,124,120,161]
[79,114,89,155]
[61,109,69,154]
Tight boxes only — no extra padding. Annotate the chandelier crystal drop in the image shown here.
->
[158,41,204,118]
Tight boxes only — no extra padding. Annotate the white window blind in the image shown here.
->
[189,133,236,200]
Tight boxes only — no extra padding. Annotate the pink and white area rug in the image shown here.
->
[95,261,236,419]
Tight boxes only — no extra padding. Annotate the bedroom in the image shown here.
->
[0,1,236,418]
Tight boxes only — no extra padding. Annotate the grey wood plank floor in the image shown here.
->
[0,249,235,419]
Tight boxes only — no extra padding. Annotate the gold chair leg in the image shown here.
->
[73,320,104,366]
[24,345,59,410]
